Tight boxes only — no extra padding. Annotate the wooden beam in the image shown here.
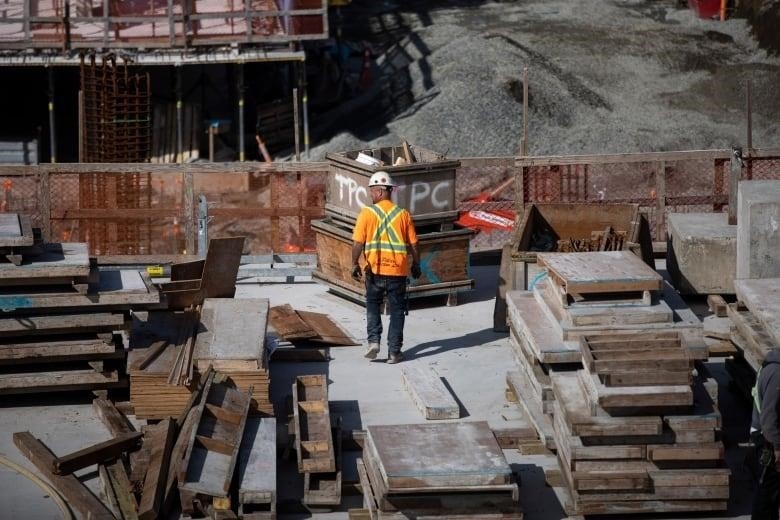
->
[13,431,115,520]
[53,431,143,475]
[728,147,742,225]
[138,418,175,520]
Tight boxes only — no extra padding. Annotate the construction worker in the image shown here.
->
[351,171,421,364]
[752,348,780,520]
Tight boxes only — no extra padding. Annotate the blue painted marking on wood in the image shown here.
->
[419,246,441,284]
[0,296,34,312]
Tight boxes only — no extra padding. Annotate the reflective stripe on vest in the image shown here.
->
[364,204,407,254]
[754,365,763,413]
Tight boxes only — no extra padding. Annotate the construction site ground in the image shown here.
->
[0,260,756,520]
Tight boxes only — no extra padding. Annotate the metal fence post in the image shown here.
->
[198,193,208,257]
[728,147,743,225]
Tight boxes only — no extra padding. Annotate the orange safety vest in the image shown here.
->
[352,199,417,277]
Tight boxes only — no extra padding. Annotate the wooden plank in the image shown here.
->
[131,340,168,371]
[93,397,135,436]
[0,242,90,280]
[179,375,251,497]
[199,236,245,299]
[505,289,581,364]
[0,336,118,364]
[194,298,269,366]
[13,431,115,520]
[297,310,359,345]
[269,303,317,340]
[577,369,692,412]
[304,425,343,508]
[0,312,126,337]
[707,294,728,317]
[401,363,460,420]
[53,431,143,475]
[101,460,140,520]
[138,418,176,520]
[0,369,124,395]
[506,370,556,448]
[537,251,662,295]
[238,417,276,513]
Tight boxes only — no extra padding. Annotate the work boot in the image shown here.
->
[364,342,380,360]
[386,353,404,364]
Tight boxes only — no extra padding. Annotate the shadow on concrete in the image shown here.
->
[403,327,505,361]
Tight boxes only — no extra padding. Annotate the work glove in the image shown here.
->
[351,265,362,281]
[411,262,422,280]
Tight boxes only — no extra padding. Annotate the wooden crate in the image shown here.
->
[506,203,653,291]
[310,218,474,306]
[324,145,461,228]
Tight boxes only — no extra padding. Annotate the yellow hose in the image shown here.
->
[0,453,74,520]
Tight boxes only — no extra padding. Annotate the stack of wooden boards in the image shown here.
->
[291,374,342,511]
[504,251,727,515]
[312,144,474,306]
[357,422,522,519]
[0,215,162,395]
[722,278,780,395]
[129,297,273,419]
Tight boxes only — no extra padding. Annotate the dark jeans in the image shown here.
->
[365,273,407,356]
[753,460,780,520]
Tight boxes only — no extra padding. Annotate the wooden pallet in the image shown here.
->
[579,332,693,387]
[537,251,662,299]
[293,374,335,474]
[178,372,251,498]
[303,425,343,510]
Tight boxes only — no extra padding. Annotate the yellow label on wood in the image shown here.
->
[212,496,231,510]
[146,266,164,277]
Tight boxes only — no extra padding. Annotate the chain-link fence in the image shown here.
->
[1,148,778,255]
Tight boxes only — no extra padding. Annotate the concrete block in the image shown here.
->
[737,180,780,279]
[666,212,736,294]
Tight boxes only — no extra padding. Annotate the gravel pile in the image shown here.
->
[302,0,780,160]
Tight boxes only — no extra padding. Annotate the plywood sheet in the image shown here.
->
[365,421,510,490]
[0,242,90,279]
[537,251,662,295]
[194,298,268,364]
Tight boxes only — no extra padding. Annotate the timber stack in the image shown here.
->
[0,213,161,395]
[312,143,475,306]
[505,250,728,515]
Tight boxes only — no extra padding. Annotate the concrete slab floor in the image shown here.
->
[0,264,757,519]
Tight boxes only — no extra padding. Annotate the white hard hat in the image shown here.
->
[368,171,396,188]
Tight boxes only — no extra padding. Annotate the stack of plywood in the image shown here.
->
[357,422,522,519]
[722,278,780,396]
[505,251,726,515]
[193,298,272,416]
[129,298,273,419]
[550,366,728,515]
[312,144,474,307]
[505,251,705,440]
[0,222,160,395]
[128,310,200,419]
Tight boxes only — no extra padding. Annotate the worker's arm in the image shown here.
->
[408,242,420,266]
[351,242,364,266]
[759,371,780,455]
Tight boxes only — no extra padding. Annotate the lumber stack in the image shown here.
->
[721,278,780,396]
[0,226,160,394]
[550,366,728,515]
[194,298,272,415]
[129,298,273,419]
[505,251,706,437]
[312,143,474,306]
[358,422,522,519]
